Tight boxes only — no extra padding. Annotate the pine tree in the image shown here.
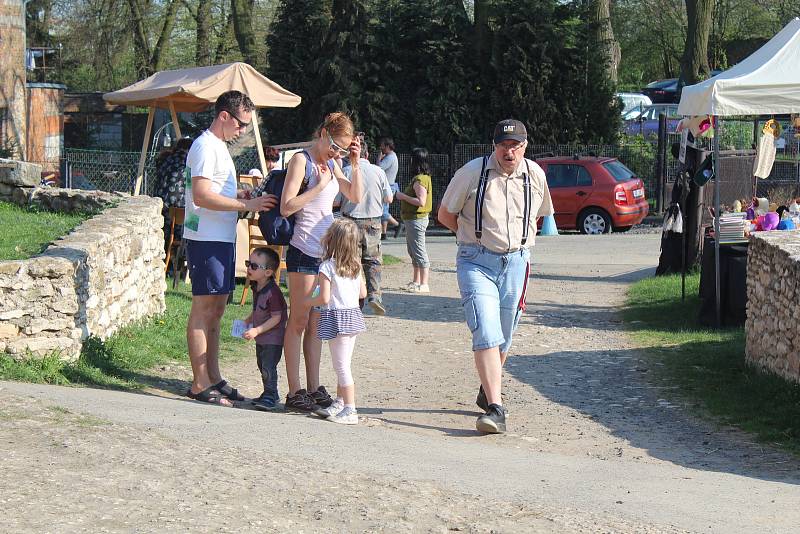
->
[264,0,333,144]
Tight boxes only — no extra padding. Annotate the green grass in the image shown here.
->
[624,272,800,454]
[383,254,402,266]
[0,201,89,260]
[0,281,255,389]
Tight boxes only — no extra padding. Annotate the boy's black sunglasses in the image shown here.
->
[245,260,270,270]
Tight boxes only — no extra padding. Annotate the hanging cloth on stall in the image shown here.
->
[753,119,782,178]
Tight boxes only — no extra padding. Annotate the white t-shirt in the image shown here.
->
[319,259,361,310]
[183,130,238,242]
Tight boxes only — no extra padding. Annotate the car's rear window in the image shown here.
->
[603,160,637,183]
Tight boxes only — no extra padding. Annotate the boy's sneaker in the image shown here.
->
[367,297,386,316]
[476,403,506,434]
[309,385,333,408]
[405,282,419,292]
[329,406,359,425]
[417,284,430,293]
[314,398,344,419]
[251,396,278,411]
[285,389,317,412]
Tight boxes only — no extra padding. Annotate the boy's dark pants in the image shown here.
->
[256,344,283,402]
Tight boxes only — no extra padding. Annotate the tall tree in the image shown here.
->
[591,0,621,83]
[679,0,713,94]
[264,0,333,143]
[231,0,260,68]
[126,0,180,78]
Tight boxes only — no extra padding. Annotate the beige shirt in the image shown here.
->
[441,154,553,253]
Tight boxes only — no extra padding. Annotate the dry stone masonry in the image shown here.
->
[0,196,166,361]
[746,230,800,384]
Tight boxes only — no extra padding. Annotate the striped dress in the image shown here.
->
[316,259,366,341]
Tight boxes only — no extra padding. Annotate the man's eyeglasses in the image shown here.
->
[245,260,270,270]
[495,141,527,153]
[225,110,251,130]
[327,132,350,157]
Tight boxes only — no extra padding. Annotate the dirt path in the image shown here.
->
[2,233,799,533]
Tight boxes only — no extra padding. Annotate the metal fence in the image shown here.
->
[51,124,800,221]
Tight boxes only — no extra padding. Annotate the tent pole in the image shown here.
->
[134,106,155,196]
[169,101,182,140]
[251,109,268,175]
[713,116,721,327]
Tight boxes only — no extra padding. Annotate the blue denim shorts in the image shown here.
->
[456,244,531,353]
[185,239,236,296]
[285,244,321,274]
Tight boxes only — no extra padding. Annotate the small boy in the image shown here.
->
[242,247,287,411]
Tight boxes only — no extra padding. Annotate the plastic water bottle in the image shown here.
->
[163,132,172,148]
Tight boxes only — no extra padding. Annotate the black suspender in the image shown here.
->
[474,157,489,240]
[521,161,532,246]
[474,156,533,246]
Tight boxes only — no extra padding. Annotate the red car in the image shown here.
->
[536,156,648,234]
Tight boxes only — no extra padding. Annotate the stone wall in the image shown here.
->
[745,230,800,383]
[1,158,127,212]
[0,196,166,361]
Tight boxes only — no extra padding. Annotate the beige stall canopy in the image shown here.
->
[103,62,301,111]
[103,62,301,195]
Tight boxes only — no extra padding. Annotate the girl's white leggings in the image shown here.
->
[329,334,356,387]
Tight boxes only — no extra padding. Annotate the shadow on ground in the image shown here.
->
[505,344,800,485]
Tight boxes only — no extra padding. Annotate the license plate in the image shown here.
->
[633,188,644,198]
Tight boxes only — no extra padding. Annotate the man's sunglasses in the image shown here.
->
[225,110,251,130]
[327,132,350,157]
[245,260,270,270]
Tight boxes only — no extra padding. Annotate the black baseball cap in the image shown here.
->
[493,119,527,144]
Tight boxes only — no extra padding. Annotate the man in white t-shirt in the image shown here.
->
[184,90,277,407]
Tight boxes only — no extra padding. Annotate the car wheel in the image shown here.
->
[578,208,611,235]
[615,225,633,233]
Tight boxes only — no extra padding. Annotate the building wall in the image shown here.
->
[26,83,65,171]
[0,0,27,159]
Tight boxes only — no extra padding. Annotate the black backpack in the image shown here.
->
[254,150,334,245]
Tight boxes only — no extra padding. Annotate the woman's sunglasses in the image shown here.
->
[245,260,270,270]
[327,132,350,157]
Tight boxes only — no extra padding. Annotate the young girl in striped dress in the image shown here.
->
[307,218,367,424]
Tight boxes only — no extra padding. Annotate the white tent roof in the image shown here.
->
[103,62,301,112]
[678,18,800,117]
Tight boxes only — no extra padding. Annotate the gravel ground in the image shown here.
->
[2,233,798,533]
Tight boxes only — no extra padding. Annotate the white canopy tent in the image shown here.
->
[677,17,800,325]
[678,17,800,117]
[103,62,301,194]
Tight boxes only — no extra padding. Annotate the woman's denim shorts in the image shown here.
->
[285,244,321,275]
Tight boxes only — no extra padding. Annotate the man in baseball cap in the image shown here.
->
[438,118,553,435]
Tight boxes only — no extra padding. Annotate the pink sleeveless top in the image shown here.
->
[290,154,340,258]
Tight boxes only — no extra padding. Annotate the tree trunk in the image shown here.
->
[473,0,492,74]
[591,0,620,83]
[195,0,212,65]
[127,0,179,78]
[679,0,713,90]
[231,0,260,68]
[150,0,179,72]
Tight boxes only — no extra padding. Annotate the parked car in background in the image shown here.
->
[642,78,678,103]
[623,103,680,138]
[535,156,649,234]
[616,92,652,115]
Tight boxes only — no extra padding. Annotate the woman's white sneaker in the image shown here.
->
[405,282,419,292]
[417,284,430,293]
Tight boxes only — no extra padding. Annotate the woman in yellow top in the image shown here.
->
[396,148,433,292]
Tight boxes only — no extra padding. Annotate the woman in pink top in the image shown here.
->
[280,112,363,412]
